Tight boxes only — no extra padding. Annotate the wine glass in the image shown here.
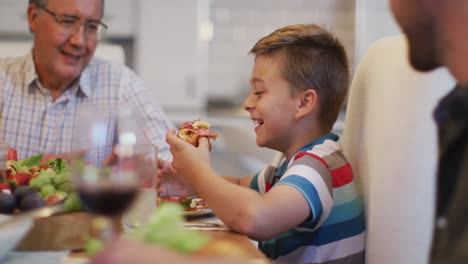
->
[70,104,157,237]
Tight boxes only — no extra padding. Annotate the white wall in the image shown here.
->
[135,0,209,110]
[134,0,356,110]
[355,0,402,64]
[205,0,355,104]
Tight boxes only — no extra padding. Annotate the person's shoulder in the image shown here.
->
[292,138,344,166]
[0,55,25,70]
[0,54,30,81]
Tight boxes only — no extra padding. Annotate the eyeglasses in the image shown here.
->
[35,3,108,41]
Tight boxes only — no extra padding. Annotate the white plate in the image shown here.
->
[182,208,213,217]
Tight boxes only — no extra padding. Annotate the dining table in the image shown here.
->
[5,212,269,264]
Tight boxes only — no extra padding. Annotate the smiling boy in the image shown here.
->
[164,24,365,264]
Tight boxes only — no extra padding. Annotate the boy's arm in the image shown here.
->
[192,165,310,241]
[223,176,253,188]
[166,133,312,241]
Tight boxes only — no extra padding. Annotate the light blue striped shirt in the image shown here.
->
[0,52,174,163]
[251,134,365,264]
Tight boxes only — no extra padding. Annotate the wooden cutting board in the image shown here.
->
[15,212,99,251]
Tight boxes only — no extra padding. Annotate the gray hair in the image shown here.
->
[29,0,105,18]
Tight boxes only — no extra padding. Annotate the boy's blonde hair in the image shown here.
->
[250,24,349,131]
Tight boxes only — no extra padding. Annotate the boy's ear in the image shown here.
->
[295,89,318,119]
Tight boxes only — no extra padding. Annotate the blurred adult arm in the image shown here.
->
[119,67,175,161]
[90,238,251,264]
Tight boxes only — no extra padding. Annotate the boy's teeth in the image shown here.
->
[253,120,263,127]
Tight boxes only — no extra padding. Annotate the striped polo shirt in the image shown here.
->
[251,133,366,264]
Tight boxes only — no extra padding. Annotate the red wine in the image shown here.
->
[78,184,139,216]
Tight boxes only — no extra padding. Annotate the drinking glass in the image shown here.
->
[70,104,157,236]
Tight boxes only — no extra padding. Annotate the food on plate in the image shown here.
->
[13,186,36,206]
[188,197,209,211]
[0,192,15,213]
[0,148,81,213]
[177,119,218,147]
[157,196,191,210]
[87,203,210,255]
[0,183,12,192]
[131,203,210,252]
[157,196,208,211]
[19,192,45,211]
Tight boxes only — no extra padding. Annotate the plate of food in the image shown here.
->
[157,196,213,217]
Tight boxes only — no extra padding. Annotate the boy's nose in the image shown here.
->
[242,95,254,112]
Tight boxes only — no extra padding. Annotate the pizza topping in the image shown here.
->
[177,119,218,146]
[158,196,208,211]
[188,197,208,211]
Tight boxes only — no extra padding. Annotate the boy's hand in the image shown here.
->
[165,130,211,183]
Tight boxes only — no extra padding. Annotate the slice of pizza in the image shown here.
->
[177,119,218,147]
[158,196,192,210]
[157,196,208,211]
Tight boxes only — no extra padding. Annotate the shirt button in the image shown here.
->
[436,217,447,229]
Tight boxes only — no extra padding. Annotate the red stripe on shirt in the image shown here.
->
[331,163,354,187]
[295,152,354,188]
[294,152,328,167]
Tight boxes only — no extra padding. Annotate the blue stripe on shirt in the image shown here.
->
[309,211,365,246]
[322,197,364,227]
[250,173,260,192]
[259,212,366,258]
[333,181,359,206]
[276,175,323,228]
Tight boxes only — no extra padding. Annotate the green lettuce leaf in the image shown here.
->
[128,203,210,253]
[9,154,43,174]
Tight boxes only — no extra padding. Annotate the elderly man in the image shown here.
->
[391,0,468,263]
[0,0,174,162]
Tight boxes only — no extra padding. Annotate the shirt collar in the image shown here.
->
[275,133,340,177]
[23,49,92,98]
[23,51,37,88]
[434,84,468,125]
[296,133,340,153]
[78,64,92,97]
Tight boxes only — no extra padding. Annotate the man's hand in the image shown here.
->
[104,145,158,188]
[157,157,197,197]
